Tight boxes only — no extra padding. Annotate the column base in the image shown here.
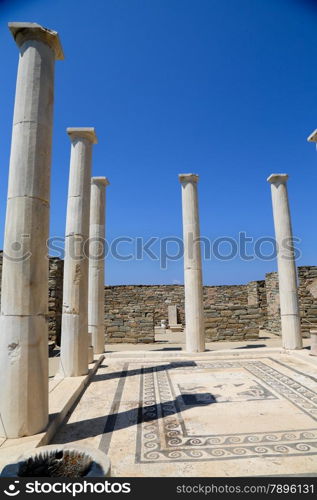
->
[59,314,89,377]
[281,314,303,350]
[91,324,105,355]
[88,346,94,364]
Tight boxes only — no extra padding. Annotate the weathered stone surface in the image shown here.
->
[0,21,63,438]
[48,257,64,345]
[179,173,205,352]
[265,271,281,334]
[1,253,317,345]
[298,267,317,337]
[267,174,302,350]
[60,128,97,377]
[88,177,109,355]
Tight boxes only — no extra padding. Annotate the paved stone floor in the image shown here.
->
[51,351,317,476]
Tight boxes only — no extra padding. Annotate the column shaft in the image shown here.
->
[179,174,205,352]
[268,174,302,350]
[88,177,109,354]
[60,128,97,376]
[0,23,63,438]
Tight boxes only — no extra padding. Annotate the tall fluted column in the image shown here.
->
[88,177,110,355]
[60,128,97,377]
[0,22,63,438]
[179,174,205,352]
[267,174,302,350]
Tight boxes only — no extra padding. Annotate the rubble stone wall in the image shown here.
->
[0,253,316,343]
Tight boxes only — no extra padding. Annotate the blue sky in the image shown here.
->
[0,0,316,285]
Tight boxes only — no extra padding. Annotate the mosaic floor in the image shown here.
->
[52,355,317,476]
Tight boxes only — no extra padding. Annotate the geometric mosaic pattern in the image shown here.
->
[99,358,317,463]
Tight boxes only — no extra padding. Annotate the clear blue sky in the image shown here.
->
[0,0,316,285]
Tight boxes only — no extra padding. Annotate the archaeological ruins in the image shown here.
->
[0,21,317,478]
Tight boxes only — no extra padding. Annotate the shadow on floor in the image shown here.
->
[234,344,267,350]
[92,361,197,383]
[52,394,214,445]
[153,347,182,351]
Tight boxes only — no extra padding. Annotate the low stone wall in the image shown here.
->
[48,258,64,345]
[204,284,247,306]
[262,267,317,339]
[247,280,267,329]
[104,286,156,343]
[265,272,281,335]
[205,304,261,341]
[104,283,261,343]
[1,251,317,343]
[204,284,261,341]
[298,266,317,337]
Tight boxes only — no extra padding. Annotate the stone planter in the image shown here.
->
[310,329,317,356]
[0,445,110,478]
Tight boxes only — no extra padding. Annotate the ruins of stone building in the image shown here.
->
[1,252,316,345]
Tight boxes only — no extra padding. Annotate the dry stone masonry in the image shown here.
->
[0,254,316,345]
[104,286,155,344]
[298,267,317,336]
[48,258,64,345]
[204,284,260,341]
[103,273,317,343]
[265,272,281,335]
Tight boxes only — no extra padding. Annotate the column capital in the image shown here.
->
[91,176,110,187]
[267,173,289,185]
[307,129,317,143]
[8,22,64,60]
[67,128,98,144]
[179,173,199,184]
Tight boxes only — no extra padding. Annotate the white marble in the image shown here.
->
[168,305,178,326]
[179,174,205,352]
[59,128,97,377]
[267,174,302,350]
[88,177,109,355]
[0,22,63,438]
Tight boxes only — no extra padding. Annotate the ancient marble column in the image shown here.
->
[59,128,97,377]
[88,177,109,355]
[267,174,302,350]
[0,23,63,438]
[179,174,205,352]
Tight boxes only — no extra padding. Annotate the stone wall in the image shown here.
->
[264,272,281,335]
[104,285,186,343]
[1,251,317,343]
[204,304,261,341]
[105,283,262,343]
[203,284,261,340]
[262,267,317,339]
[246,280,267,328]
[247,280,267,329]
[104,286,157,344]
[48,258,64,345]
[298,266,317,337]
[103,268,317,342]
